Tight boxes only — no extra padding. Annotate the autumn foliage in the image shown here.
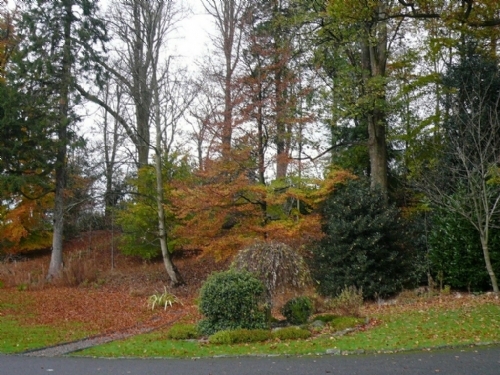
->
[172,147,354,259]
[0,192,53,254]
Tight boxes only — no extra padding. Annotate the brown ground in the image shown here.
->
[1,230,498,340]
[0,231,230,335]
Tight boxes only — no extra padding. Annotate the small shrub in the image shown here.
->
[281,296,313,325]
[166,324,199,340]
[56,256,100,287]
[329,316,364,331]
[209,329,272,345]
[209,330,233,345]
[148,287,181,310]
[272,327,311,340]
[198,269,269,335]
[312,314,338,323]
[329,286,363,317]
[441,285,451,296]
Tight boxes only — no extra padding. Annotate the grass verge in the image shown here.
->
[75,301,500,358]
[0,290,94,353]
[0,317,92,354]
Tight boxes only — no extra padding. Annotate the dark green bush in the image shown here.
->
[272,327,311,340]
[428,208,500,291]
[311,179,418,299]
[166,324,199,340]
[281,296,313,325]
[209,329,272,345]
[198,269,269,335]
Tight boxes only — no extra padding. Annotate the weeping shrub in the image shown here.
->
[231,241,311,298]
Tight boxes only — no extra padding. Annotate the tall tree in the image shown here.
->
[0,5,17,82]
[15,0,106,279]
[76,0,188,284]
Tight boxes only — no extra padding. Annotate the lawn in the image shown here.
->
[0,290,93,353]
[75,295,500,358]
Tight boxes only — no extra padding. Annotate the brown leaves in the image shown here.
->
[17,288,174,333]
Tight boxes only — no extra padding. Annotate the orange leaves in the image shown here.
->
[0,192,53,254]
[171,160,354,259]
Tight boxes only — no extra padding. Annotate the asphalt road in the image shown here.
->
[1,346,499,375]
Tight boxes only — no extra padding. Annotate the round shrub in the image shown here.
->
[311,179,418,299]
[231,241,312,298]
[198,269,269,335]
[281,296,313,325]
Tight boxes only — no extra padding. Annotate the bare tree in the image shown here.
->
[202,0,248,157]
[97,81,129,224]
[78,0,188,285]
[78,0,186,169]
[416,56,500,292]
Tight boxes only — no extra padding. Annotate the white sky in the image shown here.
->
[5,0,213,64]
[174,0,212,65]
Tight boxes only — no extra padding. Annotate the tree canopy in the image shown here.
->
[1,0,499,292]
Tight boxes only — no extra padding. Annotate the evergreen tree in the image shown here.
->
[311,178,419,299]
[12,0,106,278]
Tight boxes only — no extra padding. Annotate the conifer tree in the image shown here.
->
[13,0,106,279]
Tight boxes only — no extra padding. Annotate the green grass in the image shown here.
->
[0,292,95,354]
[76,303,500,358]
[0,317,91,354]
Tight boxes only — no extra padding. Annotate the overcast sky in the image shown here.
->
[5,0,213,67]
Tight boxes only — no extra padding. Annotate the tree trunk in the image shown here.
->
[155,150,183,286]
[222,50,233,157]
[360,2,388,198]
[152,62,183,286]
[48,166,65,279]
[367,111,388,193]
[48,1,72,279]
[480,234,499,293]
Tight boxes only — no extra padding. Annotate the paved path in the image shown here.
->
[1,346,499,375]
[22,311,188,357]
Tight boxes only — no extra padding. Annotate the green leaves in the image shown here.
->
[198,270,269,335]
[311,178,420,299]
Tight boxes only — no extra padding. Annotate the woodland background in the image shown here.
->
[1,0,500,297]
